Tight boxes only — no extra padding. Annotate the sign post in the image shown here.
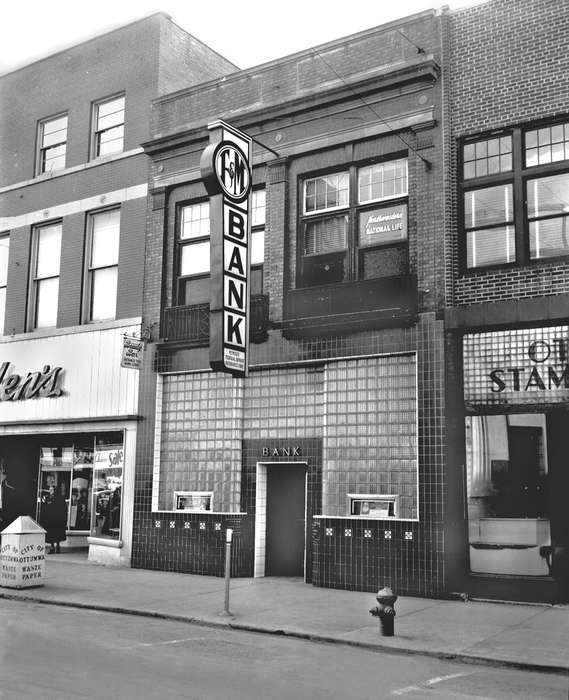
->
[223,527,233,616]
[200,121,252,378]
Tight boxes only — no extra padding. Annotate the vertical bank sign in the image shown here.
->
[200,121,252,377]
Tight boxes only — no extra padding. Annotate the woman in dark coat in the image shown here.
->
[42,485,67,553]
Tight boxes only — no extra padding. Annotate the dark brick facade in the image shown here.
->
[134,11,451,598]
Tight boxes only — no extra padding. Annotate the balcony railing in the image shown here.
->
[283,275,417,337]
[162,294,270,345]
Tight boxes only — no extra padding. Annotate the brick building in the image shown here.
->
[0,14,236,564]
[444,0,569,602]
[134,10,450,597]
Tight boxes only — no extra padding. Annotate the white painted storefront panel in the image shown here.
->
[0,324,140,422]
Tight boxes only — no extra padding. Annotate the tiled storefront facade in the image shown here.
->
[132,11,450,597]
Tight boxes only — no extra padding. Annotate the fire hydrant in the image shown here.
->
[369,586,397,637]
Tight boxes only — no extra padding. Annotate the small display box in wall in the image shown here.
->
[349,494,398,518]
[174,491,213,512]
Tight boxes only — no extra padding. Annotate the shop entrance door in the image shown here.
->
[265,464,306,576]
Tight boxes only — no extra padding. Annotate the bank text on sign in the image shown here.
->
[200,121,252,377]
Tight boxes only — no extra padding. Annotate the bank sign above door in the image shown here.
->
[200,120,252,378]
[464,325,569,405]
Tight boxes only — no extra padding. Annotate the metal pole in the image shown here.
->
[224,528,233,615]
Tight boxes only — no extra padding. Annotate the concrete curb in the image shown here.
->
[2,592,568,677]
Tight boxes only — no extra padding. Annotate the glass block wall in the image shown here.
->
[158,372,243,511]
[157,354,417,518]
[322,354,418,518]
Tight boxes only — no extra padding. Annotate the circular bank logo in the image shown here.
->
[214,142,251,202]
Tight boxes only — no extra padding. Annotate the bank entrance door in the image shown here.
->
[265,464,306,576]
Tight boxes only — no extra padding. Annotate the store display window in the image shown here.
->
[36,431,123,539]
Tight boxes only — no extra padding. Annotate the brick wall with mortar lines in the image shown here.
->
[157,17,237,95]
[151,13,441,137]
[446,0,569,306]
[0,17,161,189]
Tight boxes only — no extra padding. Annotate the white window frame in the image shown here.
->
[92,94,125,159]
[358,158,408,205]
[29,222,62,330]
[85,208,120,323]
[303,171,350,216]
[37,114,68,175]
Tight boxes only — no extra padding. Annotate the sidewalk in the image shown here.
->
[1,554,568,675]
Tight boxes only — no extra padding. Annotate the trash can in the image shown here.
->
[0,516,46,589]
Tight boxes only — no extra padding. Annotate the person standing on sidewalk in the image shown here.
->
[42,484,67,553]
[0,458,17,530]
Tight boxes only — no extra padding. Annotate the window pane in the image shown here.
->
[466,414,550,576]
[43,145,66,173]
[464,185,513,228]
[43,115,68,137]
[0,287,5,335]
[252,189,266,227]
[527,173,569,219]
[304,172,349,213]
[359,204,407,247]
[181,203,210,239]
[251,228,264,265]
[42,124,67,148]
[36,224,62,279]
[0,236,9,287]
[358,159,407,203]
[36,277,59,328]
[467,226,515,267]
[530,218,569,260]
[305,215,348,255]
[97,125,124,156]
[91,210,120,268]
[98,96,125,120]
[97,109,125,131]
[463,135,512,179]
[180,241,210,275]
[526,122,569,166]
[91,267,118,321]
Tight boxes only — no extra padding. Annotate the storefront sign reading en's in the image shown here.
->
[200,120,252,377]
[464,326,569,405]
[0,362,64,402]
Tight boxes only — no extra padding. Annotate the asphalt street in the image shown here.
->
[1,599,568,700]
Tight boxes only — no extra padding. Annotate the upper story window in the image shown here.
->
[176,192,266,305]
[93,95,125,158]
[30,222,62,329]
[299,158,408,287]
[177,202,210,306]
[38,114,68,175]
[86,209,120,322]
[461,119,569,270]
[251,189,266,294]
[0,235,9,335]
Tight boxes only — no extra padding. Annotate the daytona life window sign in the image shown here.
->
[200,121,252,377]
[463,326,569,405]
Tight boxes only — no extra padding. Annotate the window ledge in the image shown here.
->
[87,536,123,548]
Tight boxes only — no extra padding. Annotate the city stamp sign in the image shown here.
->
[200,121,252,377]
